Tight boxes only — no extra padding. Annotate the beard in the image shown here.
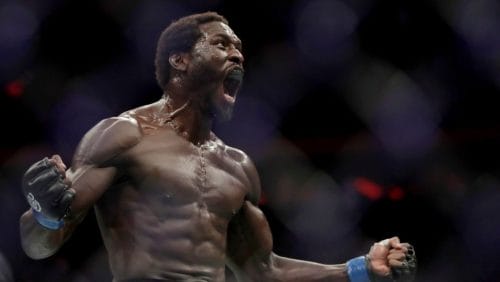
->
[198,88,234,122]
[187,63,236,122]
[211,96,234,122]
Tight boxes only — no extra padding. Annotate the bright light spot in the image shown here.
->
[5,80,24,97]
[353,177,383,200]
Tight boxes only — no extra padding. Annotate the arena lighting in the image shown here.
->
[388,186,405,201]
[353,177,405,201]
[353,177,383,200]
[5,80,24,98]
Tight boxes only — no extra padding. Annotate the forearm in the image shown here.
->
[247,253,349,282]
[19,209,84,259]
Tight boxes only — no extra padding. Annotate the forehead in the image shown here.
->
[199,21,240,41]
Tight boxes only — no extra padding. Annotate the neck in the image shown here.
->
[163,95,214,146]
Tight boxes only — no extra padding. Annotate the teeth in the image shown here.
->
[226,69,244,82]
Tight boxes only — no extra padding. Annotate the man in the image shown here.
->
[20,12,416,282]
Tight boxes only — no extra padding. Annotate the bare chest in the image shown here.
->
[121,133,250,219]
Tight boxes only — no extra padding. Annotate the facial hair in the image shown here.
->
[187,61,235,122]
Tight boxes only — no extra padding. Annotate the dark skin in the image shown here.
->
[20,21,411,281]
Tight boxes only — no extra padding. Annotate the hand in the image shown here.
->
[367,237,417,282]
[22,155,75,221]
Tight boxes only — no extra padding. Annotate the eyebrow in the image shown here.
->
[212,33,243,50]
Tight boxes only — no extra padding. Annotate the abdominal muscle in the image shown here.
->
[95,190,231,282]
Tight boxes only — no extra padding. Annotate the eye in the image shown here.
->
[214,40,227,49]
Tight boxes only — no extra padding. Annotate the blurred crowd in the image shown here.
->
[0,0,499,281]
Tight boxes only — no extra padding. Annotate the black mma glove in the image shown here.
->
[22,157,75,230]
[390,245,417,282]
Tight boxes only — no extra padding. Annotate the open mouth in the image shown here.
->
[222,68,244,102]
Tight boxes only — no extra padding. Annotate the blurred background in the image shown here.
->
[1,0,499,281]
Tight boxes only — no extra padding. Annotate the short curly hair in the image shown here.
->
[154,12,228,90]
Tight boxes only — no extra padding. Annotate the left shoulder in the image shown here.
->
[213,135,261,203]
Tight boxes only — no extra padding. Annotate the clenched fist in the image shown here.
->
[368,237,417,282]
[22,155,75,229]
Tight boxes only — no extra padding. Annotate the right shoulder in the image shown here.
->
[73,116,143,166]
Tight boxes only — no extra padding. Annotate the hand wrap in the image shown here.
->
[347,256,370,282]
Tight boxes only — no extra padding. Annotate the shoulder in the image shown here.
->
[73,115,143,166]
[215,138,261,204]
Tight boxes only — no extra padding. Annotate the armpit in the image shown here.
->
[227,201,273,266]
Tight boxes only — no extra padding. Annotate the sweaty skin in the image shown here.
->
[22,99,261,281]
[20,19,413,282]
[83,102,261,281]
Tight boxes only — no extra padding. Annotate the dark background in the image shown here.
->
[1,0,499,281]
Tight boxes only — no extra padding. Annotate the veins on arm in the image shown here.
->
[67,116,142,213]
[20,116,142,259]
[226,156,349,282]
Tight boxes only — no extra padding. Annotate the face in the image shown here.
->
[186,21,245,121]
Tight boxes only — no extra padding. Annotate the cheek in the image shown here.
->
[195,44,225,62]
[192,53,222,71]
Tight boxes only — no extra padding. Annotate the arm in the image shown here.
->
[227,201,348,282]
[20,116,142,259]
[226,159,416,282]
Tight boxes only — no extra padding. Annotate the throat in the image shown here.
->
[166,119,213,147]
[163,97,213,146]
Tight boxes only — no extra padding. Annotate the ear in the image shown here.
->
[168,53,189,72]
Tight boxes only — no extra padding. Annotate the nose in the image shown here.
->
[228,48,244,65]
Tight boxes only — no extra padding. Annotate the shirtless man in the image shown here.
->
[19,12,416,282]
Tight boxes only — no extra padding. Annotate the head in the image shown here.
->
[155,12,228,89]
[155,12,245,120]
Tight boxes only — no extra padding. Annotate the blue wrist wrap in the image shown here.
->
[347,256,371,282]
[32,209,64,230]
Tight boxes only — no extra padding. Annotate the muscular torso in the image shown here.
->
[88,104,256,281]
